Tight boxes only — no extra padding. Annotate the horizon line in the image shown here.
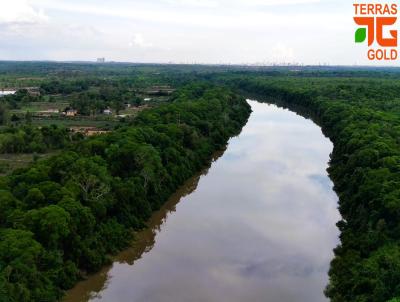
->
[0,59,400,69]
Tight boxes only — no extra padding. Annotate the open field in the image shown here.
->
[11,101,70,113]
[30,118,118,128]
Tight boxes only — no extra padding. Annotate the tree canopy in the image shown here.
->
[0,83,251,301]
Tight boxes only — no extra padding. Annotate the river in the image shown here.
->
[64,100,340,302]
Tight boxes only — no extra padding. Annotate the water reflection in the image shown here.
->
[64,100,340,302]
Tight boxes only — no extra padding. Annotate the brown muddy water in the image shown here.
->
[64,100,340,302]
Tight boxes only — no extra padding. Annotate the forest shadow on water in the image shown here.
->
[63,151,225,302]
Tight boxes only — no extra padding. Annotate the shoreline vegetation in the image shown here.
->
[0,83,251,301]
[63,150,224,301]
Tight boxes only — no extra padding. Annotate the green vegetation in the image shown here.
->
[0,63,179,163]
[2,61,400,302]
[0,83,251,301]
[0,153,58,176]
[226,75,400,302]
[0,63,179,138]
[0,125,81,154]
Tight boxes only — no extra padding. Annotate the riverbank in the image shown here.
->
[63,100,339,302]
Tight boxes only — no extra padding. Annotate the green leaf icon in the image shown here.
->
[355,28,366,43]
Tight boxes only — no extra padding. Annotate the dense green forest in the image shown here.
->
[0,125,82,154]
[0,82,251,301]
[1,62,400,301]
[223,75,400,302]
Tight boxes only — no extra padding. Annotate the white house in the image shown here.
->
[0,90,16,97]
[65,109,78,117]
[103,108,112,115]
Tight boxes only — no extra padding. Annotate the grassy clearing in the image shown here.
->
[10,102,69,113]
[31,118,118,128]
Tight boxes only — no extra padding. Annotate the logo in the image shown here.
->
[353,3,398,60]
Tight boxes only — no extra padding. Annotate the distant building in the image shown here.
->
[25,87,41,96]
[65,109,78,117]
[96,58,105,63]
[70,126,110,136]
[144,85,175,96]
[0,90,16,97]
[86,129,110,136]
[103,108,112,115]
[0,87,40,97]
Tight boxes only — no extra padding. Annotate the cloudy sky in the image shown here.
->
[0,0,383,65]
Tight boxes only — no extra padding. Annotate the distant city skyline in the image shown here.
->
[0,0,396,65]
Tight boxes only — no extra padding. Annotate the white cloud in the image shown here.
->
[0,0,375,65]
[129,33,152,48]
[0,0,48,25]
[163,0,219,8]
[23,1,346,31]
